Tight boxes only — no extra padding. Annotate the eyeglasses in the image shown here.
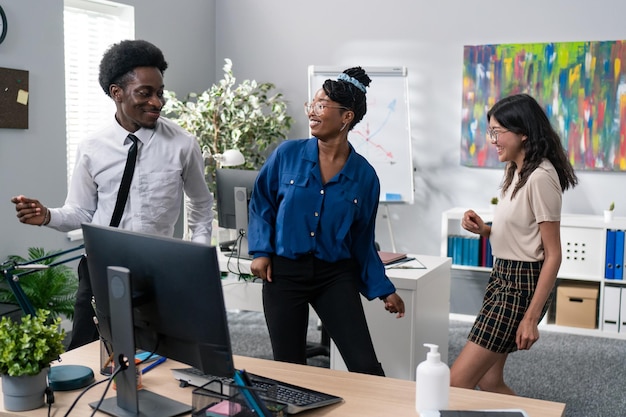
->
[487,127,509,144]
[304,101,350,116]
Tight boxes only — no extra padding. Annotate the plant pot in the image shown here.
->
[1,368,48,411]
[604,210,614,223]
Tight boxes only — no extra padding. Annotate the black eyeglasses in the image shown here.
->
[304,101,350,116]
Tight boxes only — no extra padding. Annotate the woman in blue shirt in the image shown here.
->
[248,67,405,376]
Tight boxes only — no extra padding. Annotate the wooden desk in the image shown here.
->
[0,342,565,417]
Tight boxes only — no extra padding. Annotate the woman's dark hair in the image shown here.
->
[487,93,578,198]
[98,39,168,96]
[322,67,371,130]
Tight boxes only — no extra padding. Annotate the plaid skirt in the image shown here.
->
[468,258,552,353]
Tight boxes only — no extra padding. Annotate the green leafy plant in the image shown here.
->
[609,201,615,211]
[162,58,294,194]
[0,309,65,376]
[0,248,78,320]
[490,197,499,205]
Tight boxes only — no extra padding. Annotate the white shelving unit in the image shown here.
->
[442,207,626,339]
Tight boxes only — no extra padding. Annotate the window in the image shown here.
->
[64,0,134,187]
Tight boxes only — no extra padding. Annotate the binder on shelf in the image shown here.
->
[452,236,463,265]
[614,230,625,280]
[461,237,468,266]
[485,239,493,268]
[469,237,480,266]
[485,222,493,268]
[602,286,621,332]
[479,236,488,267]
[620,288,626,334]
[605,229,616,279]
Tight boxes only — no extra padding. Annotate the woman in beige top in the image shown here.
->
[450,94,578,395]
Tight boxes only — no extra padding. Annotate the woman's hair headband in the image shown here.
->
[337,73,367,93]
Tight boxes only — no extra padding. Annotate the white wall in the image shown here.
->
[3,0,625,261]
[215,0,626,255]
[0,0,216,260]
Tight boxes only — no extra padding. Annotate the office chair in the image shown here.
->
[306,324,330,358]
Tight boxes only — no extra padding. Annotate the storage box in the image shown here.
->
[555,283,599,329]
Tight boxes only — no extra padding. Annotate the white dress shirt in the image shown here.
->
[48,117,214,243]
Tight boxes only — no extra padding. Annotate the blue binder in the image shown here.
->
[462,237,471,266]
[452,236,463,265]
[470,237,480,266]
[605,230,616,279]
[614,230,625,280]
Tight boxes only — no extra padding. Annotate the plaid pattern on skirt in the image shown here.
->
[468,258,552,353]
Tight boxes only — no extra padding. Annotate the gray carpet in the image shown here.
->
[227,310,626,417]
[227,310,329,369]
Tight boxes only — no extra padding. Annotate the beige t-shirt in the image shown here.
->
[490,160,562,262]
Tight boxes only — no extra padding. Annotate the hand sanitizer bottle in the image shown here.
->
[415,343,450,414]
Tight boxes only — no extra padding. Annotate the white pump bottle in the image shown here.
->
[415,343,450,415]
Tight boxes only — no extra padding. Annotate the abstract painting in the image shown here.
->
[461,40,626,171]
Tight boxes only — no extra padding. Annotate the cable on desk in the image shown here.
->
[89,356,129,417]
[45,387,54,417]
[62,376,109,416]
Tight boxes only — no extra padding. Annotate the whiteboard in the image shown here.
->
[308,66,414,204]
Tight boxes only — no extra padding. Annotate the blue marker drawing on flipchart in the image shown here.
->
[308,66,414,204]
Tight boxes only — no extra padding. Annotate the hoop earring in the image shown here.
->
[340,123,347,132]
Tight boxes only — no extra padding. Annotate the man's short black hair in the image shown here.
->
[98,39,168,96]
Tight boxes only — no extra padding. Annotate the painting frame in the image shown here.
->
[461,40,626,171]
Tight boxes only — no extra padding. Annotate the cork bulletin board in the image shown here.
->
[0,67,29,129]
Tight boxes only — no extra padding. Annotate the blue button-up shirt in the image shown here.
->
[248,138,396,300]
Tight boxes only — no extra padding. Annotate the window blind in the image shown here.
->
[64,0,134,187]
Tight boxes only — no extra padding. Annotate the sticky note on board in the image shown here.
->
[385,193,402,202]
[17,89,29,105]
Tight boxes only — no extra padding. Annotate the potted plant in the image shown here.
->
[0,247,78,321]
[604,201,615,222]
[0,309,65,411]
[490,197,498,211]
[162,58,294,194]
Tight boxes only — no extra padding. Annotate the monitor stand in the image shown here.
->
[89,266,191,417]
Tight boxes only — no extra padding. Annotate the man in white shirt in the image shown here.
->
[11,40,213,348]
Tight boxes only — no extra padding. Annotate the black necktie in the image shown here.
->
[110,134,139,227]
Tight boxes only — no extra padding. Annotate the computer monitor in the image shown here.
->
[215,168,259,258]
[82,223,235,417]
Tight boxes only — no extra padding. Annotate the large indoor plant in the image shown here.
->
[0,247,78,321]
[0,309,65,411]
[162,58,294,193]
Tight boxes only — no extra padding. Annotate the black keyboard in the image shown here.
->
[172,367,343,414]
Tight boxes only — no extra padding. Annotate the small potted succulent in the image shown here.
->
[604,201,615,222]
[0,309,65,411]
[490,197,499,211]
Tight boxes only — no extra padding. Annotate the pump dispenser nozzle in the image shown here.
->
[424,343,441,362]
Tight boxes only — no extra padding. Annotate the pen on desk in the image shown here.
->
[234,369,270,416]
[141,356,167,374]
